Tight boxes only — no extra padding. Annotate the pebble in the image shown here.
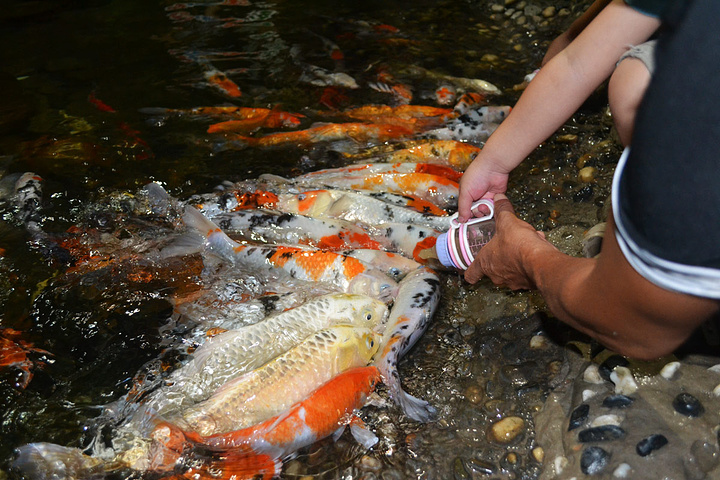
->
[660,361,681,379]
[590,414,622,428]
[583,389,597,401]
[583,364,604,384]
[553,455,569,475]
[708,364,720,374]
[672,392,705,417]
[581,446,611,475]
[602,394,634,409]
[578,166,597,183]
[541,6,556,17]
[690,440,720,472]
[714,383,720,397]
[464,384,483,404]
[568,404,589,431]
[532,447,544,463]
[610,367,638,395]
[613,463,632,477]
[599,355,630,381]
[529,334,547,349]
[490,416,525,444]
[578,425,626,442]
[636,433,668,456]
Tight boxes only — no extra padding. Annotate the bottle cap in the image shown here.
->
[436,232,454,268]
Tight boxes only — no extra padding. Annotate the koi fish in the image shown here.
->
[208,208,387,251]
[0,328,51,389]
[273,188,450,231]
[293,162,462,184]
[162,193,398,302]
[342,249,421,281]
[282,171,459,210]
[149,366,382,479]
[340,104,454,121]
[398,65,501,96]
[373,266,441,422]
[175,325,379,435]
[453,92,488,114]
[424,106,511,144]
[139,106,265,118]
[375,140,481,171]
[368,81,413,105]
[230,122,414,148]
[434,84,457,106]
[207,110,303,134]
[298,63,359,89]
[129,294,387,418]
[204,68,242,98]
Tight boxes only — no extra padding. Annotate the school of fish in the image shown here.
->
[6,12,515,480]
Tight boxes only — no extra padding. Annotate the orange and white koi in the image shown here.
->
[434,84,457,106]
[230,122,414,148]
[285,171,459,210]
[174,325,379,435]
[373,140,481,171]
[204,68,242,98]
[343,249,421,281]
[453,92,488,114]
[373,266,441,422]
[294,162,462,184]
[273,188,450,231]
[368,81,413,105]
[150,366,382,479]
[161,191,398,302]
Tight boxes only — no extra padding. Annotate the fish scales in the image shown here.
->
[176,325,379,436]
[373,266,441,422]
[131,294,387,419]
[294,162,462,184]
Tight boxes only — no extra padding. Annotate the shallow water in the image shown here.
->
[4,1,714,479]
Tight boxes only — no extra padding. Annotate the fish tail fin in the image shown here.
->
[160,205,237,261]
[394,386,438,423]
[12,442,106,480]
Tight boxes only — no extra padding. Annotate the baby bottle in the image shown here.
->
[436,199,495,270]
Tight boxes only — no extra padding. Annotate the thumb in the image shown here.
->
[492,193,515,217]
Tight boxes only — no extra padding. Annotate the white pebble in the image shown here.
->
[582,389,597,401]
[660,361,681,379]
[613,463,632,477]
[529,334,547,348]
[590,414,622,427]
[554,456,569,475]
[610,367,638,395]
[708,364,720,374]
[713,383,720,397]
[583,364,604,384]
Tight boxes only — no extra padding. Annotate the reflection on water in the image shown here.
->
[0,0,622,478]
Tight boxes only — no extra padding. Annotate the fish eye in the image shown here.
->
[389,267,401,277]
[367,337,374,348]
[365,312,373,321]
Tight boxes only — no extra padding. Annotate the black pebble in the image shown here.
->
[602,394,634,408]
[599,355,630,381]
[673,392,705,417]
[578,425,626,442]
[581,446,611,475]
[569,404,590,431]
[573,184,594,202]
[636,434,669,456]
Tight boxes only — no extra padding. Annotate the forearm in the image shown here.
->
[525,218,719,359]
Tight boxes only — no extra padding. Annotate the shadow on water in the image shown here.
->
[3,0,700,479]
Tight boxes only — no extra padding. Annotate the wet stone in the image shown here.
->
[453,457,470,480]
[581,446,611,475]
[602,394,634,409]
[466,458,495,475]
[690,440,720,472]
[490,416,525,444]
[673,392,705,417]
[636,434,668,456]
[599,355,629,381]
[578,425,626,443]
[568,403,590,431]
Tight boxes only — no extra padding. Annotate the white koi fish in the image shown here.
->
[373,266,441,422]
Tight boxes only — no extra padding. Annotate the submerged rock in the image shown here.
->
[636,434,668,456]
[580,446,610,475]
[673,392,705,417]
[578,425,626,443]
[568,403,589,431]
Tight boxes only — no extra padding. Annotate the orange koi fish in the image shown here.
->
[0,328,51,389]
[453,92,487,114]
[379,140,481,171]
[204,69,242,98]
[207,110,303,134]
[435,84,457,106]
[151,366,382,479]
[231,122,414,148]
[373,267,441,422]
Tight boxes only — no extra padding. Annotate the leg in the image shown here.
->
[608,57,651,146]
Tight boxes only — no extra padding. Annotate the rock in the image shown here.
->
[672,392,705,417]
[590,414,622,428]
[578,166,597,183]
[690,440,720,472]
[613,463,632,477]
[541,6,556,17]
[490,416,525,444]
[581,446,611,475]
[553,456,569,475]
[660,361,681,379]
[453,457,470,480]
[532,447,544,463]
[602,394,634,409]
[583,389,597,401]
[599,355,630,381]
[610,367,638,395]
[568,404,589,431]
[583,364,605,384]
[578,425,626,442]
[636,434,668,456]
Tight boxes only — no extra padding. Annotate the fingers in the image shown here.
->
[491,193,515,217]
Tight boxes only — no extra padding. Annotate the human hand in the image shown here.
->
[457,156,509,222]
[464,194,555,289]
